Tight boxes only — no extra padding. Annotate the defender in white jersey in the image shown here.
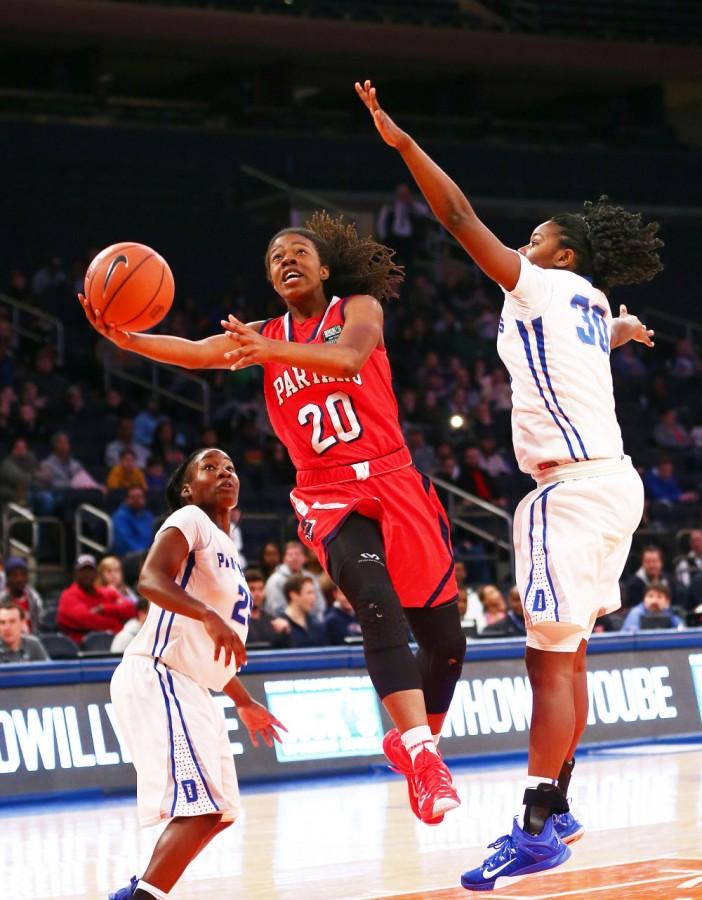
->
[110,448,285,900]
[357,80,663,892]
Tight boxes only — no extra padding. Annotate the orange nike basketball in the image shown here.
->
[84,242,174,332]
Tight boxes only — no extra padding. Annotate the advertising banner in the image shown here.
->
[1,647,701,800]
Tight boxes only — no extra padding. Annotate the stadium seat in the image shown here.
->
[81,631,117,653]
[42,633,79,660]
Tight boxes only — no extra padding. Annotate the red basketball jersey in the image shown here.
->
[261,296,406,477]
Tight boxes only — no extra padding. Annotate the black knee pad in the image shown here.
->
[328,514,409,653]
[406,602,467,661]
[406,602,467,714]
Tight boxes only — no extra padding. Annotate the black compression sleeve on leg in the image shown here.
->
[327,514,422,698]
[405,603,466,715]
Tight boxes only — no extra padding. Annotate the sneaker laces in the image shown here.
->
[415,753,454,799]
[484,834,515,866]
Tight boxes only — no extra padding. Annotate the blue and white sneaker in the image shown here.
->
[108,875,138,899]
[553,811,584,845]
[460,815,571,892]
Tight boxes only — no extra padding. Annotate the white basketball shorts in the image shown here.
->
[111,655,239,827]
[514,457,644,653]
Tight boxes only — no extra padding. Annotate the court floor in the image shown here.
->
[4,744,702,900]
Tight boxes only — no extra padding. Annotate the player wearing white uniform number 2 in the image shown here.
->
[357,79,663,892]
[109,448,285,900]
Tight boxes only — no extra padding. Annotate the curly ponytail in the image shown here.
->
[552,196,663,294]
[266,211,405,302]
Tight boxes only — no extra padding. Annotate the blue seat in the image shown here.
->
[41,633,79,660]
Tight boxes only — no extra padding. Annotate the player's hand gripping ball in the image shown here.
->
[83,242,174,332]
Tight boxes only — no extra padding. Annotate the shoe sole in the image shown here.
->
[561,827,584,845]
[461,843,571,892]
[431,795,461,817]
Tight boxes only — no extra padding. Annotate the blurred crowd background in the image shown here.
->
[0,0,701,660]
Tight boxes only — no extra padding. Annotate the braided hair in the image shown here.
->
[165,448,205,512]
[551,196,663,294]
[266,211,404,302]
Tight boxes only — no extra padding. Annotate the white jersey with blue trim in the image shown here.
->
[497,255,624,476]
[125,504,250,691]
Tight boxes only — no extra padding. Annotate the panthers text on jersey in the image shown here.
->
[262,296,406,479]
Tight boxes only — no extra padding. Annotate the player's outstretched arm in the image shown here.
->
[138,527,247,669]
[610,305,655,350]
[355,80,521,292]
[221,295,382,377]
[78,293,250,370]
[223,677,287,748]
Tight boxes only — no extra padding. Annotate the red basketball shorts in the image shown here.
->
[290,462,457,609]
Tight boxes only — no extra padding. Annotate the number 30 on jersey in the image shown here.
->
[298,390,362,455]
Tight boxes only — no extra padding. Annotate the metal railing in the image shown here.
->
[642,308,702,348]
[428,475,515,583]
[0,292,65,364]
[102,345,212,425]
[75,503,114,558]
[1,502,67,579]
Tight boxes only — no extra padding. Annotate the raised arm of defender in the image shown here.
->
[355,79,522,292]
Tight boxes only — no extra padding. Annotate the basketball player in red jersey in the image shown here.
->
[80,212,467,825]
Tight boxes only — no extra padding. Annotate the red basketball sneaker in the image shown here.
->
[413,747,461,823]
[383,729,459,825]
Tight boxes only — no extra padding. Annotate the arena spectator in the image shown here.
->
[259,541,282,580]
[264,540,325,620]
[144,455,167,491]
[477,584,507,633]
[106,448,148,491]
[623,545,675,608]
[476,434,514,478]
[150,418,185,467]
[245,568,291,648]
[653,409,692,450]
[611,343,647,379]
[675,530,702,592]
[111,486,155,557]
[229,508,247,568]
[30,346,67,411]
[376,183,429,268]
[407,428,438,475]
[459,446,501,503]
[0,558,43,634]
[669,338,699,378]
[95,555,140,604]
[0,319,16,388]
[480,585,526,638]
[621,583,683,631]
[38,431,100,491]
[110,597,149,653]
[282,574,327,648]
[0,437,40,506]
[105,417,149,469]
[643,457,698,505]
[0,602,48,662]
[10,400,50,444]
[324,586,362,645]
[133,397,163,446]
[62,384,95,441]
[57,554,136,644]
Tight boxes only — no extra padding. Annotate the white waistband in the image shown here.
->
[534,455,632,486]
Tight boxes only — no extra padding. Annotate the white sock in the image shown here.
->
[432,732,441,748]
[401,725,438,763]
[137,880,169,899]
[525,774,556,790]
